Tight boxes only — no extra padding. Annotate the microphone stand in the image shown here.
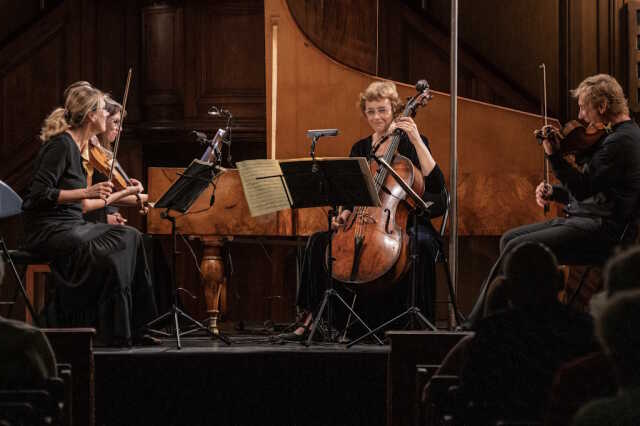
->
[347,156,437,348]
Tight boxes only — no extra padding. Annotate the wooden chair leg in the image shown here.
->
[24,264,51,324]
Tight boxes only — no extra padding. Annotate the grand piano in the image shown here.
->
[147,0,556,332]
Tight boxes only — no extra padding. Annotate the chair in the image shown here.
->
[343,188,462,337]
[0,181,50,326]
[434,189,464,326]
[563,219,640,310]
[422,374,459,426]
[0,377,68,426]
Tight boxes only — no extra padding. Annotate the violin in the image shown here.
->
[534,120,608,156]
[88,138,134,191]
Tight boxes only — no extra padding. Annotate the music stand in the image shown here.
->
[347,156,437,348]
[146,159,230,348]
[277,157,385,345]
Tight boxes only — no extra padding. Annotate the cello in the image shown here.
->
[330,80,432,290]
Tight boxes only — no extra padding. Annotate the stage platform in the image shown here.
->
[94,334,389,426]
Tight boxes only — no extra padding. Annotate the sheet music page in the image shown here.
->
[236,159,292,217]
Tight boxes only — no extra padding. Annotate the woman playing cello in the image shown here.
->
[286,80,447,340]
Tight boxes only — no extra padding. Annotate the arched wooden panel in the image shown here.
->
[265,0,558,236]
[286,0,377,74]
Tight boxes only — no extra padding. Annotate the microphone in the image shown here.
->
[208,106,231,117]
[306,129,339,138]
[192,130,209,143]
[307,129,338,173]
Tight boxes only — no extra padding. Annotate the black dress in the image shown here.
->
[21,133,158,345]
[297,133,447,323]
[83,169,120,223]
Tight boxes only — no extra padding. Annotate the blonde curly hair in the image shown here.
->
[358,81,403,118]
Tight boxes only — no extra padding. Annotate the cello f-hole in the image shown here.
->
[384,208,392,234]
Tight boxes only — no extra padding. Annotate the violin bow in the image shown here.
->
[108,67,133,184]
[539,63,550,215]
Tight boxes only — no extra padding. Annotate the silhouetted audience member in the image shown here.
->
[0,259,57,389]
[424,276,509,384]
[546,245,640,426]
[572,290,640,426]
[457,242,596,425]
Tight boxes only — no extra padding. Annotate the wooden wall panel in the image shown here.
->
[0,0,42,44]
[1,26,66,191]
[418,0,560,116]
[141,4,184,122]
[184,0,265,127]
[422,0,634,122]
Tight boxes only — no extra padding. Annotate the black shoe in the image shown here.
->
[133,333,163,346]
[277,325,310,342]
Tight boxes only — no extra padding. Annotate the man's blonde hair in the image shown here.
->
[571,74,629,118]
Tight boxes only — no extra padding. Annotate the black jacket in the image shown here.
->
[549,120,640,239]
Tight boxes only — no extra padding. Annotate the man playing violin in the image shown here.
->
[468,73,640,323]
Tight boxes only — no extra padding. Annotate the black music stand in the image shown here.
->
[347,156,437,348]
[277,157,384,345]
[146,160,230,348]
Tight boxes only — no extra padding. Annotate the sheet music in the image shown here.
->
[236,159,292,217]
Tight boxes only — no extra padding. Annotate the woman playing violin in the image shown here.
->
[21,83,158,346]
[83,94,150,225]
[286,81,447,340]
[467,73,640,324]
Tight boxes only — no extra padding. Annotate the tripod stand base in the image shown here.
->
[146,304,231,349]
[347,306,436,348]
[306,289,384,346]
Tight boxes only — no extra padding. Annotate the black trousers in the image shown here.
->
[297,223,440,326]
[467,217,620,323]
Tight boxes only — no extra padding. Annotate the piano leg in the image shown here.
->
[201,237,228,335]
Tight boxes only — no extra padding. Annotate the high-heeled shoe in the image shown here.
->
[277,323,311,342]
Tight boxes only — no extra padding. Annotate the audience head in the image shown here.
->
[596,289,640,387]
[40,82,106,142]
[501,241,561,309]
[603,245,640,295]
[484,276,510,316]
[590,245,640,318]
